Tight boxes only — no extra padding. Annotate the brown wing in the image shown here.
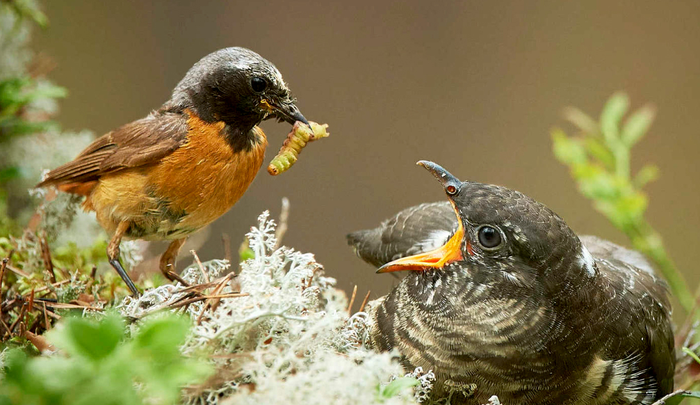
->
[589,239,675,397]
[37,111,189,192]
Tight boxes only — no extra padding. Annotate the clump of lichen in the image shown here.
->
[120,211,432,405]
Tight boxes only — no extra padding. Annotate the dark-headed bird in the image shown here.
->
[37,47,309,296]
[347,160,674,405]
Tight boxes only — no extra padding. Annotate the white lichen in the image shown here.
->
[404,367,437,403]
[120,211,428,405]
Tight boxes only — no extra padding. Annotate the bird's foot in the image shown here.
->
[165,269,190,287]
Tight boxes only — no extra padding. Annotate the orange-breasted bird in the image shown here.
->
[37,47,309,296]
[347,161,674,404]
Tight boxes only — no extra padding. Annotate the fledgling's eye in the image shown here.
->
[446,184,458,195]
[477,225,502,249]
[251,77,267,93]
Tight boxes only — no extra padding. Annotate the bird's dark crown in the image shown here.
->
[161,47,299,148]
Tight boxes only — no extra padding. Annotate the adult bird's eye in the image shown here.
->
[477,226,502,249]
[251,77,267,92]
[446,184,458,195]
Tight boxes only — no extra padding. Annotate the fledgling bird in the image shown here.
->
[37,47,309,296]
[347,161,674,405]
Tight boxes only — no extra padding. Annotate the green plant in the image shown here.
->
[551,92,695,315]
[0,313,211,405]
[552,92,700,396]
[377,377,419,402]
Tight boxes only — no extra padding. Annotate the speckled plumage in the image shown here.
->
[348,162,674,405]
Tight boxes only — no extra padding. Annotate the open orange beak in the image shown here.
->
[377,201,465,273]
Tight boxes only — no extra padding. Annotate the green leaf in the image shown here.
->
[615,192,648,221]
[130,315,211,403]
[572,164,619,200]
[380,377,419,399]
[133,315,189,358]
[583,137,615,169]
[633,165,659,189]
[0,167,21,183]
[563,107,599,134]
[30,81,68,100]
[239,247,255,262]
[551,128,587,166]
[7,0,49,27]
[621,105,655,147]
[600,92,629,145]
[49,313,124,362]
[682,347,700,365]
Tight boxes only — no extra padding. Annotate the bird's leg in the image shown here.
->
[159,238,187,282]
[107,221,140,297]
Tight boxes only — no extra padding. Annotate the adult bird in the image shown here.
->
[347,160,674,405]
[37,47,309,296]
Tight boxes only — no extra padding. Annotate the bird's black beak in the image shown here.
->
[261,98,310,127]
[377,161,465,274]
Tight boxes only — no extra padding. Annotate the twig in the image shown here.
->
[0,318,11,336]
[0,257,8,318]
[347,285,358,315]
[85,265,98,292]
[196,274,233,325]
[43,308,60,320]
[221,233,232,263]
[0,257,8,290]
[5,264,29,278]
[358,290,371,313]
[39,234,56,283]
[44,302,103,310]
[31,279,69,294]
[9,303,27,334]
[651,390,697,405]
[42,302,50,330]
[27,288,35,313]
[274,197,290,248]
[191,250,209,284]
[170,293,248,310]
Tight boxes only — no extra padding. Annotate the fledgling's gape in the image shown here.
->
[347,161,674,405]
[38,47,309,296]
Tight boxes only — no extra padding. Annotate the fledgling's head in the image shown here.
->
[378,161,596,290]
[166,47,307,132]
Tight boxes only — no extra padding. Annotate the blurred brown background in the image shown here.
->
[34,1,699,307]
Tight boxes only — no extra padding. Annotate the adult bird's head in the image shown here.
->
[166,47,308,135]
[378,160,597,290]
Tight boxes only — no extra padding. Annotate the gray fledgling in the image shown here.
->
[348,160,674,405]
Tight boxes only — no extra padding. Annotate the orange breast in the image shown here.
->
[87,112,267,240]
[148,113,268,237]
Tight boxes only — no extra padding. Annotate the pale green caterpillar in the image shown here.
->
[268,121,329,176]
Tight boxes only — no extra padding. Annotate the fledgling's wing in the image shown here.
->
[347,201,458,267]
[583,236,674,398]
[37,111,189,193]
[580,235,656,275]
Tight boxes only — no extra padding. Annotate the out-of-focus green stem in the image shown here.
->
[555,93,698,321]
[614,147,630,180]
[626,220,694,314]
